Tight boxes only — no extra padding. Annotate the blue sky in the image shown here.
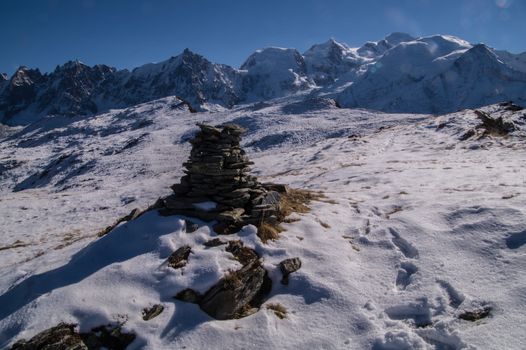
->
[1,0,524,76]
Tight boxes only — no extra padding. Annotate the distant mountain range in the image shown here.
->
[1,33,525,125]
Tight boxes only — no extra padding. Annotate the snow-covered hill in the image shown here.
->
[0,94,525,348]
[2,33,525,125]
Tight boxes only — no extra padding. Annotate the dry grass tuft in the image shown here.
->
[277,189,323,219]
[266,303,287,319]
[257,221,284,242]
[257,188,324,242]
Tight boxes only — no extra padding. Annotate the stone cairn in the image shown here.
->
[162,123,302,320]
[161,123,284,233]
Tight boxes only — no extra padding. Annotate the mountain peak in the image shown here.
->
[11,66,42,84]
[0,73,7,81]
[240,47,303,71]
[177,48,209,65]
[182,48,197,56]
[384,32,415,45]
[54,60,90,74]
[14,65,30,73]
[458,43,499,63]
[62,59,86,68]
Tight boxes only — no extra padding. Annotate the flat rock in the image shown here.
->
[261,191,281,206]
[221,123,246,135]
[197,123,221,135]
[199,261,270,320]
[142,304,164,321]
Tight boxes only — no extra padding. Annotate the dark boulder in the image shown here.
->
[199,260,271,320]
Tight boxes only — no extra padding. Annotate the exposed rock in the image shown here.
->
[459,306,492,321]
[203,238,227,247]
[166,245,192,269]
[142,304,164,321]
[279,257,302,285]
[459,129,476,141]
[199,260,271,320]
[474,109,516,135]
[11,323,86,350]
[11,323,136,350]
[175,240,272,320]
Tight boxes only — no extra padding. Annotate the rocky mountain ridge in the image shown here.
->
[1,33,525,125]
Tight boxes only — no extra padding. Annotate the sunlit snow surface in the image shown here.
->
[0,96,525,349]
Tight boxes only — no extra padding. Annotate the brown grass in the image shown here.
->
[266,303,287,319]
[278,189,320,218]
[257,222,284,242]
[257,188,325,242]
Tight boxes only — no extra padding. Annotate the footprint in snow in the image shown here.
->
[389,228,419,259]
[395,262,418,290]
[436,279,465,309]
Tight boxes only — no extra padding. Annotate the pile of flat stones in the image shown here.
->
[161,123,285,232]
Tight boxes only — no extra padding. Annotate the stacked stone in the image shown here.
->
[166,123,280,228]
[173,123,263,206]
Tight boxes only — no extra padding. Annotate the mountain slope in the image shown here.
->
[425,44,526,111]
[239,47,315,101]
[303,39,364,85]
[0,97,525,349]
[115,49,240,109]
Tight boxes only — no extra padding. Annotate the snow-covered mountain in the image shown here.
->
[116,49,240,110]
[303,39,364,85]
[239,47,315,101]
[337,37,526,113]
[0,50,240,125]
[1,33,525,125]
